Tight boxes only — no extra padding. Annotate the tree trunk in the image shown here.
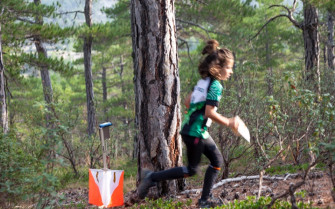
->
[34,38,54,127]
[34,0,54,128]
[265,25,273,96]
[102,67,108,121]
[327,11,334,71]
[84,0,96,136]
[0,21,8,134]
[302,2,320,94]
[131,0,184,196]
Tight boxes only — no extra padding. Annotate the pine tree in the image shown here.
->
[131,0,184,196]
[83,0,96,136]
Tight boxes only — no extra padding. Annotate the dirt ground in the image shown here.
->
[56,170,335,208]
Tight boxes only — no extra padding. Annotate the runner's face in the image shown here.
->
[220,59,234,80]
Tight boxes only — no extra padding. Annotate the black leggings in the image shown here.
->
[182,134,223,176]
[150,134,223,200]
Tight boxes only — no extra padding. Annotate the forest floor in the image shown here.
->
[58,170,335,208]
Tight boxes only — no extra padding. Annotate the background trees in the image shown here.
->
[0,0,334,208]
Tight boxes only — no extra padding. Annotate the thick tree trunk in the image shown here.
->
[327,12,334,71]
[84,0,96,136]
[131,0,183,196]
[0,22,8,134]
[302,2,320,94]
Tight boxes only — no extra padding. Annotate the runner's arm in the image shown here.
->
[184,92,192,109]
[205,105,238,131]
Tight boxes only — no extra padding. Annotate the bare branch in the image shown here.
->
[266,160,318,208]
[178,37,194,65]
[250,0,302,42]
[56,10,84,15]
[250,14,294,42]
[269,4,290,14]
[16,17,36,24]
[269,3,300,28]
[293,0,298,11]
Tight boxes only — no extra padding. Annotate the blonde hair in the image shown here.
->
[198,40,234,80]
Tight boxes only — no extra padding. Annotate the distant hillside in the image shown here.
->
[44,0,117,27]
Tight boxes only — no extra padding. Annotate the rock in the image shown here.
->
[233,183,239,188]
[234,192,240,200]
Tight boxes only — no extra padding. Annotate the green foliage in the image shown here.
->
[218,196,316,209]
[0,130,62,207]
[131,196,317,209]
[133,197,191,209]
[265,163,310,175]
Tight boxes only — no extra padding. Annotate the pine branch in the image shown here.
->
[176,18,211,39]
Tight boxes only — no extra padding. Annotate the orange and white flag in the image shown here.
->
[89,169,124,208]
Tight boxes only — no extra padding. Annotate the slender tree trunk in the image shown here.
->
[0,20,8,134]
[84,0,96,136]
[302,2,320,94]
[119,55,131,154]
[102,67,108,121]
[265,26,273,95]
[327,11,334,71]
[34,38,54,126]
[34,0,54,128]
[33,0,79,174]
[131,0,184,196]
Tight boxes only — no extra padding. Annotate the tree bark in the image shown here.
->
[34,37,54,127]
[327,11,334,71]
[0,20,8,134]
[34,0,54,128]
[265,25,273,96]
[131,0,184,196]
[302,2,320,94]
[102,67,108,121]
[84,0,96,136]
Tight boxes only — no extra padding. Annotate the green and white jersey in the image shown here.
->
[180,77,223,139]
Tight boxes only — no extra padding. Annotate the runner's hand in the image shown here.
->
[228,116,240,136]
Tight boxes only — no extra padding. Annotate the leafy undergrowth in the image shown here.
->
[132,196,317,209]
